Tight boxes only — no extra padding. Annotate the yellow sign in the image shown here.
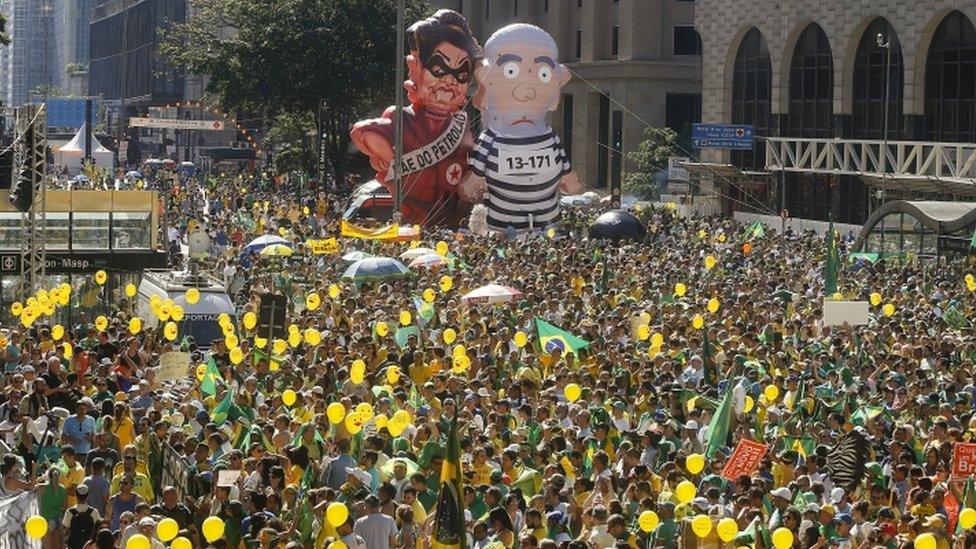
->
[307,237,340,255]
[340,220,399,240]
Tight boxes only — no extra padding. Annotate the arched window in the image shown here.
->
[852,18,903,139]
[788,24,833,137]
[924,11,976,142]
[730,28,772,169]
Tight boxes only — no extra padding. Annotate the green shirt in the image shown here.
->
[38,484,67,521]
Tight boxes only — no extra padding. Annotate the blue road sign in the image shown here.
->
[692,123,755,150]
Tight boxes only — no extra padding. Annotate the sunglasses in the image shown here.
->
[426,54,472,84]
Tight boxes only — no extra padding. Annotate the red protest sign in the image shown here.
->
[952,443,976,478]
[721,440,768,480]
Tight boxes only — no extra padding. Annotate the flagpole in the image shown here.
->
[393,0,405,224]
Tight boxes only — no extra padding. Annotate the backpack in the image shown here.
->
[66,506,95,549]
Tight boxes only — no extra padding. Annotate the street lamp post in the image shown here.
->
[877,32,891,213]
[393,0,405,224]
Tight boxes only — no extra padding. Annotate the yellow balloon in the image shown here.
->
[288,323,300,334]
[704,255,716,270]
[126,534,150,549]
[674,282,687,297]
[513,331,528,348]
[771,527,794,549]
[201,516,225,543]
[328,284,341,300]
[452,354,471,373]
[327,402,346,424]
[352,359,366,373]
[546,227,556,239]
[967,274,975,285]
[128,317,142,335]
[243,311,257,330]
[399,310,412,326]
[171,537,192,549]
[164,322,178,341]
[124,283,137,298]
[221,324,236,339]
[185,288,200,304]
[638,510,659,533]
[674,480,696,503]
[387,419,407,437]
[157,517,179,542]
[196,364,206,381]
[392,409,411,425]
[171,305,185,322]
[356,402,374,421]
[51,324,64,341]
[651,332,664,347]
[882,303,895,317]
[254,337,268,349]
[229,347,244,365]
[95,270,107,285]
[10,302,22,316]
[218,313,231,327]
[564,383,581,402]
[960,508,976,530]
[95,315,108,332]
[374,414,389,429]
[685,453,705,475]
[304,328,322,346]
[306,292,321,311]
[273,339,287,356]
[62,343,73,359]
[692,314,704,330]
[376,321,389,337]
[691,514,712,538]
[831,291,843,300]
[439,275,453,292]
[328,541,348,549]
[442,328,457,344]
[386,366,401,384]
[282,389,297,407]
[453,344,467,359]
[707,298,720,314]
[764,384,780,402]
[435,241,449,256]
[717,517,739,542]
[327,502,349,527]
[344,412,364,435]
[350,368,365,384]
[423,288,437,303]
[744,395,754,413]
[637,325,651,341]
[288,331,302,348]
[869,292,882,306]
[24,514,47,540]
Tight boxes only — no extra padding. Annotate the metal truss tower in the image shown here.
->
[13,104,47,298]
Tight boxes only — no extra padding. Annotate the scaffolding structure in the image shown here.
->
[13,104,47,298]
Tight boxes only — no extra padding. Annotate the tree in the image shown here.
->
[159,0,431,177]
[623,127,678,201]
[264,111,317,175]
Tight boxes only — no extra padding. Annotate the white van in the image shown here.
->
[137,270,236,349]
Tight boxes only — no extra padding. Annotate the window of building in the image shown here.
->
[44,213,70,250]
[597,95,610,188]
[576,28,582,59]
[787,24,833,138]
[72,212,110,250]
[924,11,976,142]
[852,18,903,139]
[562,94,573,163]
[544,0,549,12]
[730,28,772,170]
[112,212,151,249]
[612,25,619,57]
[514,0,518,16]
[578,0,583,7]
[673,26,702,56]
[666,93,702,152]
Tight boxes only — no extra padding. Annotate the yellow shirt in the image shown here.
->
[287,465,304,487]
[411,499,427,526]
[109,472,154,502]
[114,416,136,450]
[471,463,492,487]
[61,462,85,506]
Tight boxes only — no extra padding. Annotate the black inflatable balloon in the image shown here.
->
[588,210,647,242]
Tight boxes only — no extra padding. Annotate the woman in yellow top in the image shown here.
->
[112,402,136,451]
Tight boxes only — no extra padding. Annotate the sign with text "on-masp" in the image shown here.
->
[692,124,755,150]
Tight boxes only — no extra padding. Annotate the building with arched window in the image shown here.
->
[698,1,976,225]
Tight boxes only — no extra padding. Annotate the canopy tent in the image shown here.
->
[55,124,114,175]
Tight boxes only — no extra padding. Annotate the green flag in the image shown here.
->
[824,220,840,296]
[743,220,765,240]
[200,357,221,396]
[705,387,733,458]
[850,405,884,426]
[956,478,976,535]
[970,226,976,249]
[702,329,716,385]
[535,318,589,355]
[944,305,970,330]
[430,414,465,549]
[211,390,247,426]
[395,326,420,348]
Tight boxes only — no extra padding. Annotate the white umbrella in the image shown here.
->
[461,284,523,305]
[400,247,435,261]
[408,253,448,269]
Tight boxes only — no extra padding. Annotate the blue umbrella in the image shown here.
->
[342,257,411,281]
[72,174,90,183]
[125,170,144,179]
[243,234,292,255]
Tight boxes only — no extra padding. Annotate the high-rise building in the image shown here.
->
[429,0,702,190]
[697,0,976,225]
[54,0,95,92]
[0,0,58,106]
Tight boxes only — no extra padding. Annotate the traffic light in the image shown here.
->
[9,123,33,212]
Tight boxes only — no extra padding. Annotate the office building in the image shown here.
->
[0,0,58,107]
[430,0,702,190]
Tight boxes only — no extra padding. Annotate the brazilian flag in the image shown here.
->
[200,357,221,396]
[535,318,589,355]
[431,414,465,549]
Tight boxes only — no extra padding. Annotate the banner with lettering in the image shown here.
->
[721,440,768,480]
[952,442,976,478]
[307,238,340,255]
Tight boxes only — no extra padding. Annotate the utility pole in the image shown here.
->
[393,0,405,223]
[877,32,891,215]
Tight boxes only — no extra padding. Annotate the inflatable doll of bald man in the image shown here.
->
[351,10,480,228]
[460,24,582,233]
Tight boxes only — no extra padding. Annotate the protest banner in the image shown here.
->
[952,442,976,478]
[156,352,192,383]
[721,440,768,480]
[307,237,340,254]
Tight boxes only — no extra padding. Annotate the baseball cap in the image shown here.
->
[830,487,845,504]
[770,487,792,500]
[835,513,853,525]
[75,484,89,496]
[138,517,155,527]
